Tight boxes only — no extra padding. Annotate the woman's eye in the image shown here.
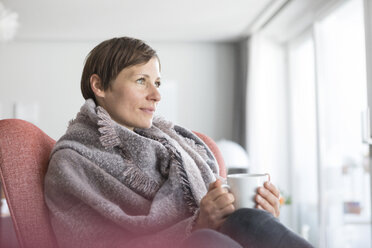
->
[155,81,161,88]
[136,78,145,84]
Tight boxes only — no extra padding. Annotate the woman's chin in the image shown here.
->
[137,120,153,129]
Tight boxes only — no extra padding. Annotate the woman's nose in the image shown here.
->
[147,84,161,102]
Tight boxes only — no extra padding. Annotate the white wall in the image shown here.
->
[153,42,236,140]
[0,40,236,141]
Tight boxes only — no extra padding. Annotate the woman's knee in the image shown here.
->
[221,208,275,233]
[219,208,314,248]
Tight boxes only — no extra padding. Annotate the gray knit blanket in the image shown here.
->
[44,99,219,248]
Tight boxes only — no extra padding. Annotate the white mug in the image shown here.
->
[222,173,270,209]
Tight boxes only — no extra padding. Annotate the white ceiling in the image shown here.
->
[2,0,280,42]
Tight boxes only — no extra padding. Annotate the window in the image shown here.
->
[287,0,370,247]
[249,0,371,247]
[314,0,370,247]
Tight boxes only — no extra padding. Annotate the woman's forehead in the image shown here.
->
[122,59,160,77]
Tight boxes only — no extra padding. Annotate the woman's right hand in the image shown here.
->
[193,179,235,231]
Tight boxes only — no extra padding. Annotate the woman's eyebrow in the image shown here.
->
[135,73,161,79]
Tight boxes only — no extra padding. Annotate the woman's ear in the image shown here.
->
[90,74,105,98]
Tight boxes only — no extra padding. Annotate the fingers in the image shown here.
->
[264,181,280,198]
[198,194,235,230]
[208,180,218,191]
[220,202,235,218]
[258,186,279,207]
[256,183,280,218]
[206,180,229,201]
[208,179,223,191]
[195,179,236,231]
[215,192,235,209]
[255,194,275,215]
[212,203,235,227]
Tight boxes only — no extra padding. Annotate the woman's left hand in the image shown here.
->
[255,181,280,218]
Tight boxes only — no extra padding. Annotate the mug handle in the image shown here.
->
[265,173,271,182]
[221,184,230,191]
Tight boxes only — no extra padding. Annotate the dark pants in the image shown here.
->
[180,208,314,248]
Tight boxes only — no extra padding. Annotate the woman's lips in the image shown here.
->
[140,108,155,114]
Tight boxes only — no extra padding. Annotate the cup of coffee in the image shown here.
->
[222,173,270,209]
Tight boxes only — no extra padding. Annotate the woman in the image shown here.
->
[45,37,313,248]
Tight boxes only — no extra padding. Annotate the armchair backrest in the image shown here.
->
[0,119,58,248]
[193,131,226,178]
[0,119,225,248]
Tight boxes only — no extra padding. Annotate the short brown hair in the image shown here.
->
[81,37,159,100]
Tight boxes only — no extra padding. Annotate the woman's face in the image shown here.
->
[97,57,161,130]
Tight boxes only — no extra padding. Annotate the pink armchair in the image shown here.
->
[0,119,58,248]
[0,119,225,248]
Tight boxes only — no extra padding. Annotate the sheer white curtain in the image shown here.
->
[288,31,319,245]
[245,34,290,223]
[314,0,370,247]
